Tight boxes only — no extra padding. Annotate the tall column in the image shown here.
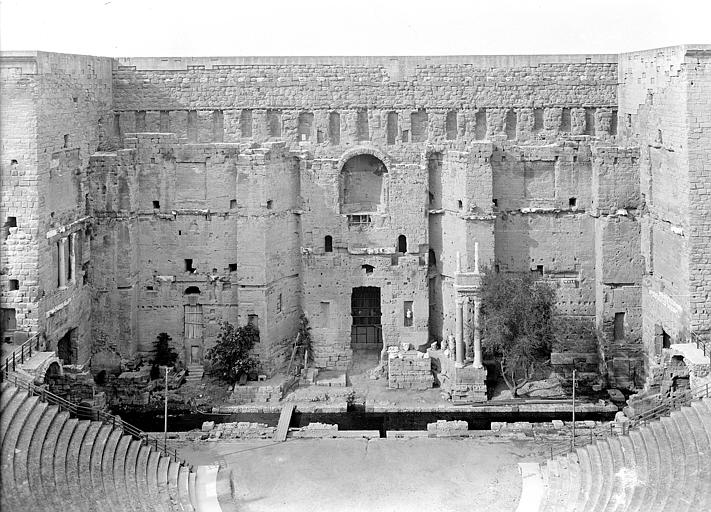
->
[472,298,483,368]
[455,296,466,367]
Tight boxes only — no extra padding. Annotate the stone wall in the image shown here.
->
[618,45,711,378]
[2,47,709,393]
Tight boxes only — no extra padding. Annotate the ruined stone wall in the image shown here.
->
[1,55,40,339]
[618,45,711,372]
[87,135,301,375]
[1,52,113,366]
[686,50,711,347]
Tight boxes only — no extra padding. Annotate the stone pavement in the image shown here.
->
[173,436,548,512]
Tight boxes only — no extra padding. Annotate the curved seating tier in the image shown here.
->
[0,381,229,512]
[539,397,711,511]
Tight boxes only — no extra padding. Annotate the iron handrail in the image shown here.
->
[547,381,711,459]
[3,372,192,470]
[0,333,42,378]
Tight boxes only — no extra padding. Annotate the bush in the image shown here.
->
[205,321,259,384]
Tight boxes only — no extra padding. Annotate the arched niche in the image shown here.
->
[338,149,390,214]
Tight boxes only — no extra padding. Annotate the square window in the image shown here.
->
[228,263,237,272]
[152,200,160,209]
[9,279,19,291]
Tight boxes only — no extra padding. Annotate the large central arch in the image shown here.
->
[338,147,390,214]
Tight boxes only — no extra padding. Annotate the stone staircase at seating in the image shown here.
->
[523,394,711,511]
[186,365,205,384]
[0,379,234,511]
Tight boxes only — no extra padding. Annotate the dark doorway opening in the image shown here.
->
[662,329,671,349]
[58,329,75,364]
[351,287,382,350]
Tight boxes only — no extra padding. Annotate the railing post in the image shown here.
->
[12,352,16,372]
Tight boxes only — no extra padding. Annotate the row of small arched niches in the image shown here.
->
[117,107,618,143]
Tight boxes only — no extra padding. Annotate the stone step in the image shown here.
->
[27,404,59,506]
[102,428,125,512]
[166,461,181,510]
[177,464,194,511]
[136,444,151,508]
[603,436,624,512]
[687,402,711,510]
[147,449,168,512]
[626,428,650,512]
[52,417,78,505]
[14,399,48,503]
[188,470,197,510]
[563,452,581,512]
[594,438,614,511]
[77,421,102,510]
[574,446,591,512]
[156,456,172,509]
[66,420,91,512]
[125,439,145,512]
[664,414,691,512]
[585,444,604,511]
[649,421,671,512]
[1,395,40,494]
[113,435,135,512]
[90,424,113,509]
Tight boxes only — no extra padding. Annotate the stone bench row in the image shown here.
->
[540,398,711,511]
[0,381,201,512]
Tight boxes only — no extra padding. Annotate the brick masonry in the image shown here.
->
[1,47,710,391]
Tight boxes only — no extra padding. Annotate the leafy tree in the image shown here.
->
[151,332,179,367]
[478,268,556,397]
[205,321,259,384]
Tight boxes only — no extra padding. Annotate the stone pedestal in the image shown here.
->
[429,348,488,403]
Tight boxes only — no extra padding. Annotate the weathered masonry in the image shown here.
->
[1,46,709,390]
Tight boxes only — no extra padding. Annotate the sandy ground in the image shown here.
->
[175,436,547,512]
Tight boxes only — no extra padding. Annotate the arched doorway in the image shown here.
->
[44,361,61,384]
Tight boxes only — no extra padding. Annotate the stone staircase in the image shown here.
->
[532,397,711,511]
[186,365,204,384]
[0,380,233,511]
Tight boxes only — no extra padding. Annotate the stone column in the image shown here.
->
[472,298,483,368]
[455,296,466,368]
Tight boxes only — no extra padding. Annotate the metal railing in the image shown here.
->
[548,381,711,459]
[0,333,42,378]
[2,372,191,470]
[690,331,711,362]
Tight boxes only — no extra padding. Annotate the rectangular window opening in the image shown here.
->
[185,258,196,273]
[152,200,160,209]
[404,301,413,327]
[228,263,237,272]
[9,279,19,291]
[613,312,625,341]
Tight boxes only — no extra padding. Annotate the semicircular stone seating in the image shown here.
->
[538,397,711,511]
[0,381,235,512]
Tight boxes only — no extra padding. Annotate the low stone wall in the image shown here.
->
[388,350,433,390]
[47,366,99,404]
[427,420,468,437]
[231,376,297,404]
[201,420,276,439]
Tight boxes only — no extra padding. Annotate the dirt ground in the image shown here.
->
[174,436,547,512]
